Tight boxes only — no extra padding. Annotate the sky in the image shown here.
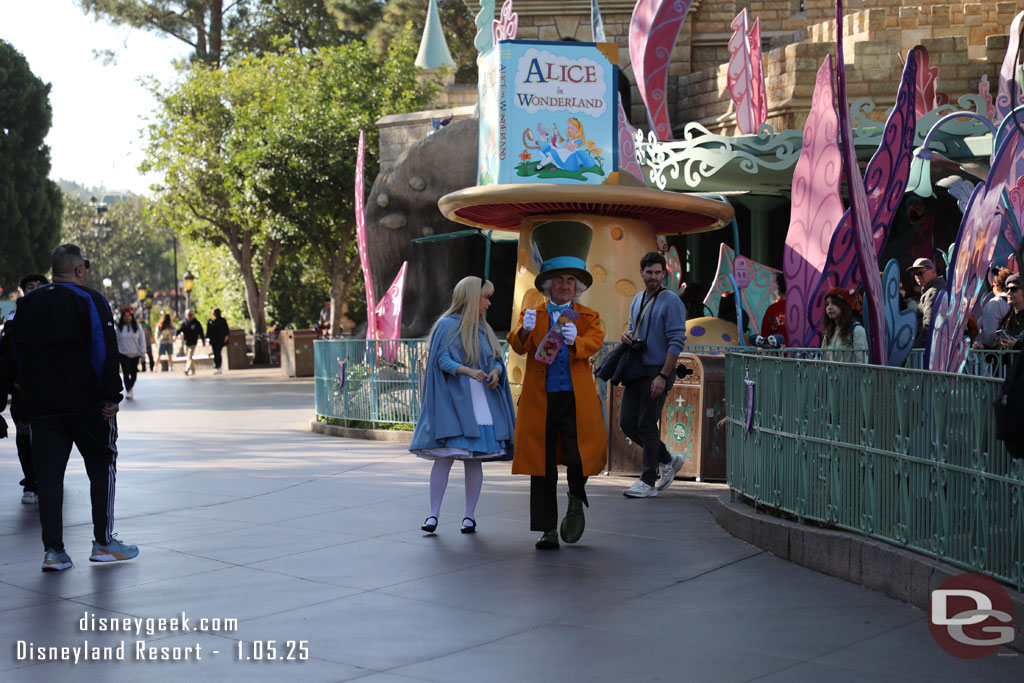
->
[2,0,189,195]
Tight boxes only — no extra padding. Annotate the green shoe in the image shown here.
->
[535,530,559,549]
[559,493,585,544]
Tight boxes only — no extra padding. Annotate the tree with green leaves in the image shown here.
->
[0,40,63,294]
[59,194,176,302]
[241,30,436,335]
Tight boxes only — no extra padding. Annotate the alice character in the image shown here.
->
[410,276,516,534]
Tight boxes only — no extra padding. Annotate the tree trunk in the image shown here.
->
[329,247,361,337]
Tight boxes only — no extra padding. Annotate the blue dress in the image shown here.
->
[409,315,515,461]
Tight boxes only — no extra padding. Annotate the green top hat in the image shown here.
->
[531,220,594,291]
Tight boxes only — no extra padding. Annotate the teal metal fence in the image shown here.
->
[724,349,1024,590]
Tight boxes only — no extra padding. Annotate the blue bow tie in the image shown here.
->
[548,302,572,314]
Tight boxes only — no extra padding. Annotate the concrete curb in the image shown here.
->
[714,491,1024,654]
[310,420,413,443]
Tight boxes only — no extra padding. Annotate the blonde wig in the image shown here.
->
[429,276,503,367]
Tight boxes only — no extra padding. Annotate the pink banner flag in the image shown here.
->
[355,131,377,342]
[373,262,408,363]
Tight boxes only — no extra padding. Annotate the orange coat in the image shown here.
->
[507,302,608,477]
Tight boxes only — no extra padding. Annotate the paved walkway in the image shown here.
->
[0,368,1021,681]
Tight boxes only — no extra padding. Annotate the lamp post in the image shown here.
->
[183,270,195,313]
[89,197,110,288]
[906,111,999,198]
[136,282,148,320]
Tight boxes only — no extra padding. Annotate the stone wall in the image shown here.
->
[678,4,1011,135]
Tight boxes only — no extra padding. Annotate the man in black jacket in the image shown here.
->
[13,245,138,571]
[176,310,206,376]
[0,273,49,506]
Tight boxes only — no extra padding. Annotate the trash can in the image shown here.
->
[227,328,249,370]
[281,329,316,377]
[606,354,727,481]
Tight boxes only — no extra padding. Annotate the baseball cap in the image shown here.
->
[907,258,935,272]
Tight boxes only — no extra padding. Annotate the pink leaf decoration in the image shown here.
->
[783,56,844,349]
[373,262,408,362]
[996,11,1024,121]
[835,0,886,365]
[913,45,938,117]
[617,101,645,182]
[748,18,767,128]
[629,0,694,140]
[930,127,1024,371]
[980,75,996,123]
[492,0,518,42]
[355,131,377,342]
[727,9,757,135]
[805,48,918,348]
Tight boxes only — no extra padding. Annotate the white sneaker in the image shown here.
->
[21,491,37,505]
[126,388,134,400]
[623,480,657,498]
[213,368,222,374]
[657,454,685,491]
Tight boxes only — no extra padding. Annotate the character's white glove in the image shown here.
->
[522,308,537,332]
[562,321,577,345]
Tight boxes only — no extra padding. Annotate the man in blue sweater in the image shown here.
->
[620,252,687,498]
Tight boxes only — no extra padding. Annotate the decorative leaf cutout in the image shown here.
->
[996,11,1024,122]
[748,18,767,128]
[784,56,843,349]
[475,0,497,55]
[805,46,918,346]
[628,0,694,140]
[492,0,518,42]
[930,126,1024,371]
[727,10,758,135]
[705,244,780,333]
[618,101,645,182]
[913,45,950,117]
[881,258,916,367]
[835,0,886,364]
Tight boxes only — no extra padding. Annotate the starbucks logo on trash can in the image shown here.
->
[928,573,1014,658]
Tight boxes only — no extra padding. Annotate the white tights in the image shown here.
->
[428,458,483,521]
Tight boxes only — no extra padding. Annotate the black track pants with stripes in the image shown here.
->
[30,411,118,552]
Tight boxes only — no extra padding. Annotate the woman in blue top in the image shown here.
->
[410,276,516,534]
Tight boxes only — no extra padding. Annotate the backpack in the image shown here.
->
[993,349,1024,458]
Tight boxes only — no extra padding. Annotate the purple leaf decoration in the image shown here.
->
[805,43,917,346]
[617,101,645,182]
[629,0,694,140]
[881,258,916,367]
[834,0,886,364]
[929,127,1024,372]
[783,56,843,349]
[995,11,1024,122]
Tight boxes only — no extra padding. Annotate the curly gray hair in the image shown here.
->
[539,278,588,300]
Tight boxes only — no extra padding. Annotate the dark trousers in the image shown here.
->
[619,369,672,486]
[16,419,36,492]
[119,354,139,391]
[530,391,588,532]
[31,412,118,551]
[211,341,226,369]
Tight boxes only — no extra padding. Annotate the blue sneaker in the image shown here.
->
[90,536,139,562]
[42,548,73,572]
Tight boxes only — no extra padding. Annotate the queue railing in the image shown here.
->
[724,348,1024,590]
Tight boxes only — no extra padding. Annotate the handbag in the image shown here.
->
[594,289,663,385]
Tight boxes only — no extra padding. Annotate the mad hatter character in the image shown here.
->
[508,221,607,549]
